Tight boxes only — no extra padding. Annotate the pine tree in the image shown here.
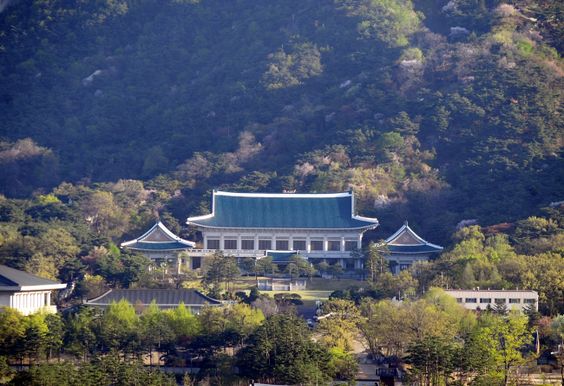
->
[493,302,508,316]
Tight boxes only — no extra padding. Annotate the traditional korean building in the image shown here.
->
[121,221,197,273]
[0,265,66,315]
[384,221,443,273]
[186,190,379,269]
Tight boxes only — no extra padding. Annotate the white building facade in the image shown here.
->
[445,289,539,312]
[186,191,379,269]
[0,265,66,315]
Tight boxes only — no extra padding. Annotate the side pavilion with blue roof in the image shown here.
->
[121,221,197,273]
[384,221,443,274]
[186,190,378,269]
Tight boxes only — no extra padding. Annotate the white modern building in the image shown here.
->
[384,221,443,273]
[445,289,539,312]
[121,221,197,273]
[186,190,379,269]
[0,265,66,315]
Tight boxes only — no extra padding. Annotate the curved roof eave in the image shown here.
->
[186,223,379,231]
[121,221,195,248]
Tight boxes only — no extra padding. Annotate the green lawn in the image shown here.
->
[182,276,366,303]
[256,277,367,307]
[305,277,366,291]
[270,290,333,308]
[231,276,366,291]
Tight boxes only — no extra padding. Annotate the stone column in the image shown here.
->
[323,237,328,252]
[354,259,361,269]
[340,237,345,252]
[186,257,192,271]
[306,235,311,253]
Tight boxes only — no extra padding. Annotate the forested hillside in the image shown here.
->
[0,4,563,383]
[0,0,562,239]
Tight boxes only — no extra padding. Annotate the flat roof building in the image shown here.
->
[445,289,538,312]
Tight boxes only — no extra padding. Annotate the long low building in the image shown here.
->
[84,288,223,314]
[445,289,538,312]
[186,190,379,269]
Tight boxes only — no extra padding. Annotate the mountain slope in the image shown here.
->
[0,0,562,237]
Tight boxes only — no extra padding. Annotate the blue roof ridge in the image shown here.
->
[195,290,224,304]
[353,214,379,224]
[214,191,353,198]
[187,190,379,229]
[86,288,113,302]
[121,221,195,248]
[385,222,443,250]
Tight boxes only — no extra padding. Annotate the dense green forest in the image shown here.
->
[0,290,563,385]
[0,0,562,240]
[0,2,563,384]
[0,0,562,307]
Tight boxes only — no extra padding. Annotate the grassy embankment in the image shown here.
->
[183,277,365,306]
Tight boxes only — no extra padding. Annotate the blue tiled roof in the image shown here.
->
[384,222,443,255]
[86,289,222,307]
[387,244,443,254]
[125,241,193,251]
[188,192,378,229]
[121,221,195,251]
[0,265,65,288]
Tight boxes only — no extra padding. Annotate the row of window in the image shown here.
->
[456,298,536,304]
[206,239,358,251]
